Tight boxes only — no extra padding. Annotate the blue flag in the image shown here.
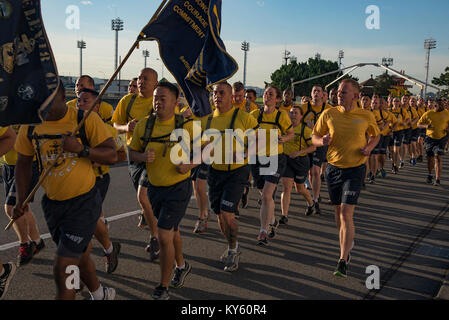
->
[0,0,59,126]
[138,0,238,117]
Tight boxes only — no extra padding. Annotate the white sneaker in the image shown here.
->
[90,287,116,300]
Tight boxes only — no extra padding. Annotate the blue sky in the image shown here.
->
[41,0,449,93]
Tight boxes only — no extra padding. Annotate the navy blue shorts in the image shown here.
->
[393,130,404,147]
[128,161,149,190]
[42,187,101,258]
[251,154,287,190]
[191,163,209,181]
[208,165,250,215]
[411,129,419,143]
[403,128,412,145]
[308,146,327,168]
[95,173,110,204]
[425,135,449,157]
[419,128,426,138]
[3,162,40,206]
[283,155,310,184]
[325,164,366,206]
[148,178,192,231]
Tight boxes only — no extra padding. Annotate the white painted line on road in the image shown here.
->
[0,195,198,252]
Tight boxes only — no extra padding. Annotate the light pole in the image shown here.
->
[142,50,150,68]
[315,53,321,60]
[77,40,86,77]
[283,49,291,66]
[381,57,393,74]
[338,50,344,69]
[111,17,124,72]
[241,41,249,87]
[424,38,437,98]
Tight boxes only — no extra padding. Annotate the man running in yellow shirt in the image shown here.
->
[112,68,160,260]
[232,82,259,114]
[128,78,138,95]
[66,75,114,124]
[278,88,297,114]
[312,79,380,278]
[129,82,197,300]
[418,99,449,186]
[13,82,117,300]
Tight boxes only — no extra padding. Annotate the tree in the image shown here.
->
[432,67,449,99]
[373,73,395,97]
[270,57,357,97]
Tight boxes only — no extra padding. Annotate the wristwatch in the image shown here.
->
[78,145,90,158]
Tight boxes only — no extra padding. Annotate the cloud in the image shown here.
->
[256,1,264,7]
[80,1,93,5]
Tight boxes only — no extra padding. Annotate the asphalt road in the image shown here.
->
[1,156,449,300]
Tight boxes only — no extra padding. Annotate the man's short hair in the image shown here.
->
[214,81,232,92]
[360,93,371,99]
[132,77,138,81]
[79,88,101,105]
[267,85,281,99]
[156,81,179,99]
[79,75,95,87]
[246,88,257,97]
[340,79,360,93]
[232,81,245,92]
[292,105,303,115]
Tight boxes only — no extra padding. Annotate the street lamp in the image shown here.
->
[381,57,393,74]
[111,17,124,72]
[241,41,249,87]
[338,50,344,69]
[315,53,321,60]
[142,50,150,68]
[424,38,437,98]
[77,40,86,77]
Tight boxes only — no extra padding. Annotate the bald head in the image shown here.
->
[138,68,158,98]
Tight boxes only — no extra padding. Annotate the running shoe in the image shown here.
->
[369,175,375,184]
[417,155,423,163]
[235,209,240,219]
[434,179,441,186]
[392,165,399,175]
[224,246,241,272]
[170,261,192,288]
[220,248,229,263]
[17,242,35,267]
[305,178,311,190]
[375,170,381,178]
[268,219,279,238]
[0,263,17,300]
[148,237,160,262]
[399,161,404,169]
[104,241,121,274]
[313,201,321,215]
[151,285,169,300]
[305,205,314,216]
[33,239,45,256]
[279,215,289,225]
[426,175,433,184]
[410,158,416,166]
[90,287,116,300]
[380,168,387,178]
[193,218,208,234]
[333,259,348,278]
[137,213,149,229]
[241,187,249,209]
[257,231,268,246]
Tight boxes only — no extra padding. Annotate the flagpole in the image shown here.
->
[5,0,168,231]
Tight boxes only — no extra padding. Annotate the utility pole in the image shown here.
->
[142,49,150,68]
[77,40,86,77]
[424,38,437,98]
[241,41,249,86]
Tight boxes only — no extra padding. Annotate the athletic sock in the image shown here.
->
[104,243,113,255]
[176,263,186,270]
[90,285,104,300]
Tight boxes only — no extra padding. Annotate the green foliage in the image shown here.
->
[270,57,357,97]
[432,67,449,99]
[373,73,395,97]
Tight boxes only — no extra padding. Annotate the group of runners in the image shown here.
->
[1,67,448,300]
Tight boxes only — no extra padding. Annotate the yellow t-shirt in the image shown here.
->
[390,108,405,132]
[129,115,194,187]
[312,106,380,169]
[112,94,154,145]
[407,107,420,130]
[2,125,20,165]
[278,102,298,114]
[233,99,259,113]
[372,110,396,136]
[67,99,114,124]
[401,107,412,129]
[15,108,113,201]
[418,109,449,140]
[202,107,259,171]
[94,124,123,177]
[283,123,313,157]
[250,109,292,156]
[300,102,332,127]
